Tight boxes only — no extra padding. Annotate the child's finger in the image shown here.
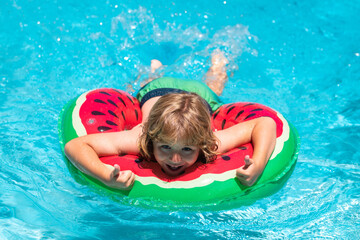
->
[129,172,136,186]
[236,168,248,179]
[119,170,132,182]
[120,171,135,189]
[111,164,120,179]
[243,155,252,170]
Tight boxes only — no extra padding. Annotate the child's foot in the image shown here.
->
[141,59,163,87]
[210,49,229,73]
[151,59,163,73]
[205,49,229,96]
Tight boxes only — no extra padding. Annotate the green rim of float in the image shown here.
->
[58,89,300,210]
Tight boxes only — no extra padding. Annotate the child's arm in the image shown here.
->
[214,117,276,186]
[64,124,142,190]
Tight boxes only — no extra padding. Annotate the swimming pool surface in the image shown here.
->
[1,0,359,239]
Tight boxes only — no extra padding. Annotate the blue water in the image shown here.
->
[1,0,360,238]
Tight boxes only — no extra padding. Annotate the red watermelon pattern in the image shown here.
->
[211,102,283,137]
[78,89,141,134]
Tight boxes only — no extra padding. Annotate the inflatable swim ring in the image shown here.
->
[58,88,300,209]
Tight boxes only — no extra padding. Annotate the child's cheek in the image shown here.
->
[154,148,169,162]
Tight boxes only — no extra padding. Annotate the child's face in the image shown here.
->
[153,140,200,176]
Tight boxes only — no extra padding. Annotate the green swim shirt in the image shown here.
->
[136,77,223,112]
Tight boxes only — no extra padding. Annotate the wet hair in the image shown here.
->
[138,92,218,163]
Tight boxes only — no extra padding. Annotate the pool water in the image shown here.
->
[1,0,359,239]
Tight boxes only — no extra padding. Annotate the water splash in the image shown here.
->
[108,7,259,86]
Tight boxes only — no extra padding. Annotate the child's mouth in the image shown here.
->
[166,164,183,172]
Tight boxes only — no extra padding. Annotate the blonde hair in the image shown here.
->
[138,92,218,163]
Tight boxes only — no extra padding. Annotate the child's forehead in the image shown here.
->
[156,134,196,146]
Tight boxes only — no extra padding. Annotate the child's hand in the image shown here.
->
[104,164,135,190]
[235,155,263,186]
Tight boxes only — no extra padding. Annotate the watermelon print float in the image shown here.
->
[58,88,300,209]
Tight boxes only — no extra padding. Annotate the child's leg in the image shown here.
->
[205,50,229,96]
[140,59,163,87]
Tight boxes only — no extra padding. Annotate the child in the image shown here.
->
[64,51,276,190]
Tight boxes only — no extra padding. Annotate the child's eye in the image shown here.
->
[182,147,193,152]
[161,145,171,150]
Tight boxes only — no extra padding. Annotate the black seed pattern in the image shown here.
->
[135,158,143,163]
[92,111,106,115]
[226,104,234,109]
[221,119,226,129]
[108,110,118,118]
[107,99,118,107]
[244,113,256,120]
[94,99,107,104]
[250,108,264,112]
[243,103,255,107]
[235,110,244,120]
[100,91,111,96]
[114,89,122,95]
[106,120,118,126]
[126,95,135,105]
[118,97,126,106]
[98,126,112,132]
[121,111,126,121]
[213,110,220,120]
[226,106,235,114]
[135,109,139,121]
[222,155,231,161]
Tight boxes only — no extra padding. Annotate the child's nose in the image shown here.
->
[171,153,182,163]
